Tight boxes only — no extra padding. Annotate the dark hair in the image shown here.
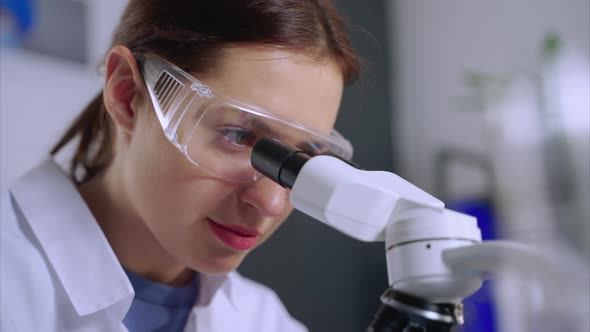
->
[51,0,361,183]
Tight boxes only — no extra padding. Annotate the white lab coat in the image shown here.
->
[0,159,307,332]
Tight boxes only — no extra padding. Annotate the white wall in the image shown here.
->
[388,0,589,197]
[0,1,127,191]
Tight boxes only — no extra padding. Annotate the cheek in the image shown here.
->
[124,119,241,226]
[260,205,294,243]
[124,122,199,222]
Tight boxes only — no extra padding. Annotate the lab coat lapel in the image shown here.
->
[10,159,134,326]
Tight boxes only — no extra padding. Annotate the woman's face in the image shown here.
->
[124,47,344,274]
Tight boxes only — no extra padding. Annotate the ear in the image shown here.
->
[103,45,146,135]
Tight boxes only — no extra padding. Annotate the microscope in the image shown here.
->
[251,138,537,332]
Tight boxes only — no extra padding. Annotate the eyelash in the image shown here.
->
[215,127,328,157]
[217,127,257,150]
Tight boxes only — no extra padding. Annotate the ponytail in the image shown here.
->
[51,91,113,183]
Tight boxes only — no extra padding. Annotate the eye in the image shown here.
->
[219,127,257,147]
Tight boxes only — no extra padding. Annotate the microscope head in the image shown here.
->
[251,138,481,332]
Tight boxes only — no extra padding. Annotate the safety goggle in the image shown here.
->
[139,53,353,183]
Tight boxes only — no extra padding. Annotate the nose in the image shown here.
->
[238,177,289,217]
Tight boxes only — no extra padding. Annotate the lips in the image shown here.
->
[207,218,260,250]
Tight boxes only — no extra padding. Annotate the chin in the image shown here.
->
[193,255,245,275]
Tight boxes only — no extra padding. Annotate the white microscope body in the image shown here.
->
[251,138,567,331]
[290,155,483,304]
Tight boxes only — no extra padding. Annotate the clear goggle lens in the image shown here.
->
[181,103,331,183]
[141,53,353,183]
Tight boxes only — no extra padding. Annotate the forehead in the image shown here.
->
[198,46,344,134]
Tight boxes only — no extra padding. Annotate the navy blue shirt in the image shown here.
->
[123,269,199,332]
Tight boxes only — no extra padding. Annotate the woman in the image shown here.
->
[0,0,360,331]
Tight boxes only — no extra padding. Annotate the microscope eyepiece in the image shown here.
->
[251,138,310,189]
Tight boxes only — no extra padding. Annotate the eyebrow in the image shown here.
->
[238,111,287,139]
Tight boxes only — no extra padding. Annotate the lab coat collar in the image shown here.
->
[10,159,242,316]
[198,272,240,310]
[10,159,134,317]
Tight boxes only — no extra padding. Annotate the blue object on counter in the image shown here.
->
[0,0,35,34]
[448,198,498,332]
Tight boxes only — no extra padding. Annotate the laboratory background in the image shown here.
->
[1,1,589,331]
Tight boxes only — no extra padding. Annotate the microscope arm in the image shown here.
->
[442,240,552,277]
